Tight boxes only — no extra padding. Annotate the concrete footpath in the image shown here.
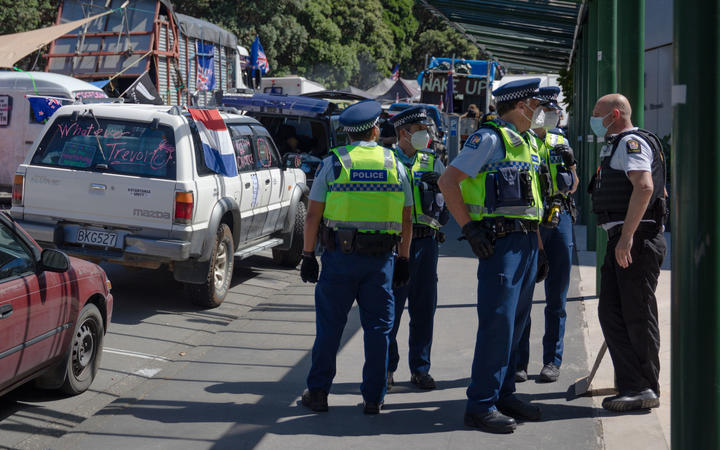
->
[46,223,670,450]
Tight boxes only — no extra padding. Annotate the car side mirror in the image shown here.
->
[282,152,302,170]
[40,249,70,273]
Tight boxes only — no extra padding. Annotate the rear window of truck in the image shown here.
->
[31,116,176,179]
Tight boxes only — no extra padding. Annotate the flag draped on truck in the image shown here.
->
[188,108,238,178]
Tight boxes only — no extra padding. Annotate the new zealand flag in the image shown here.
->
[250,36,270,76]
[196,42,216,91]
[27,96,71,123]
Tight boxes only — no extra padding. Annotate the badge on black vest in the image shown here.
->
[626,138,641,154]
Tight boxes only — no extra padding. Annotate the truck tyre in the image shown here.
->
[60,303,104,395]
[187,224,234,308]
[272,201,305,268]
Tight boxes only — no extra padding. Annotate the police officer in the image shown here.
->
[516,86,579,383]
[299,100,414,415]
[438,79,545,433]
[386,106,449,391]
[589,94,666,412]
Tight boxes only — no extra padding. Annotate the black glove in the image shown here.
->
[536,249,549,283]
[393,256,410,288]
[420,171,440,187]
[556,144,576,167]
[300,254,319,283]
[461,221,495,259]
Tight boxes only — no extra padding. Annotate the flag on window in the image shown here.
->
[188,108,238,178]
[26,95,72,123]
[250,36,270,77]
[391,64,400,81]
[196,42,216,91]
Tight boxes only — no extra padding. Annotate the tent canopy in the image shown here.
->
[421,0,584,73]
[0,6,124,69]
[374,79,421,102]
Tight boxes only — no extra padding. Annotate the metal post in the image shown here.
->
[585,0,599,251]
[617,0,645,128]
[672,1,720,448]
[594,0,617,288]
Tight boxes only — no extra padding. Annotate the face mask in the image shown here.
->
[590,111,613,137]
[542,110,561,130]
[522,103,545,129]
[409,129,430,150]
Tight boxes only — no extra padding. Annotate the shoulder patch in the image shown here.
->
[626,138,641,154]
[465,134,482,150]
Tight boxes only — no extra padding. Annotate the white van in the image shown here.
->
[260,76,325,96]
[0,72,106,188]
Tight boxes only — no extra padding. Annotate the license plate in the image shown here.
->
[75,229,119,248]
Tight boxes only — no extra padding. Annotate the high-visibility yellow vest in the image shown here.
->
[396,149,441,229]
[460,122,543,222]
[323,144,405,234]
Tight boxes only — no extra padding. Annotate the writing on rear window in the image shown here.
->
[32,117,177,179]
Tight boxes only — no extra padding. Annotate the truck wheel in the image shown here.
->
[272,201,305,268]
[187,224,234,308]
[60,303,104,395]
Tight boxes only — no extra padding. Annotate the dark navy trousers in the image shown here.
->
[306,248,395,403]
[388,235,439,375]
[517,211,573,370]
[466,232,538,414]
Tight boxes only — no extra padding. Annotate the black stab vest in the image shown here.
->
[590,129,666,225]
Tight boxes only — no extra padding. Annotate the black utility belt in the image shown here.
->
[607,222,659,240]
[486,218,539,237]
[320,227,399,255]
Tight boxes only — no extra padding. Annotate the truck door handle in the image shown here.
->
[245,183,251,188]
[265,179,271,185]
[0,305,13,319]
[90,184,107,191]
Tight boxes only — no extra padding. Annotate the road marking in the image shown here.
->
[134,368,162,378]
[104,347,171,362]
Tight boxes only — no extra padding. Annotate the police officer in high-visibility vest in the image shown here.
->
[299,100,414,415]
[385,106,449,391]
[589,94,667,412]
[438,78,545,434]
[516,86,580,383]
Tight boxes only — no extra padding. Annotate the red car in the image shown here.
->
[0,212,112,396]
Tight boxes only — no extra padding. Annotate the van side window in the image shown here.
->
[253,135,280,169]
[227,124,256,172]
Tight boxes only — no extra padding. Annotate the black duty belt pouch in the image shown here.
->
[539,164,553,198]
[320,225,336,250]
[555,166,574,194]
[355,233,398,255]
[336,228,356,254]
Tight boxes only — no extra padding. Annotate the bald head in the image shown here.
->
[592,93,634,136]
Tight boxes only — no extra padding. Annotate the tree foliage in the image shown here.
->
[13,0,483,89]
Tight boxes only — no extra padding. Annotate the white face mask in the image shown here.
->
[542,110,561,130]
[409,129,430,150]
[522,103,545,129]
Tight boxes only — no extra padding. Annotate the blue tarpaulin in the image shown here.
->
[417,58,502,86]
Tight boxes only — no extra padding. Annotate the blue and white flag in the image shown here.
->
[196,42,216,91]
[188,108,238,178]
[250,36,270,76]
[26,95,72,123]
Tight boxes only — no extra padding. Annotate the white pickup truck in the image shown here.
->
[10,104,308,308]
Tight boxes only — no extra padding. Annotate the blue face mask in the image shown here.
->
[590,112,613,137]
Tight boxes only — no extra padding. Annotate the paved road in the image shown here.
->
[1,224,602,450]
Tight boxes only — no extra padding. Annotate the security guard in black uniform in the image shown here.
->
[589,94,667,412]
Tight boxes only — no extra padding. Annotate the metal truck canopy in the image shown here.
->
[175,13,237,48]
[421,0,584,73]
